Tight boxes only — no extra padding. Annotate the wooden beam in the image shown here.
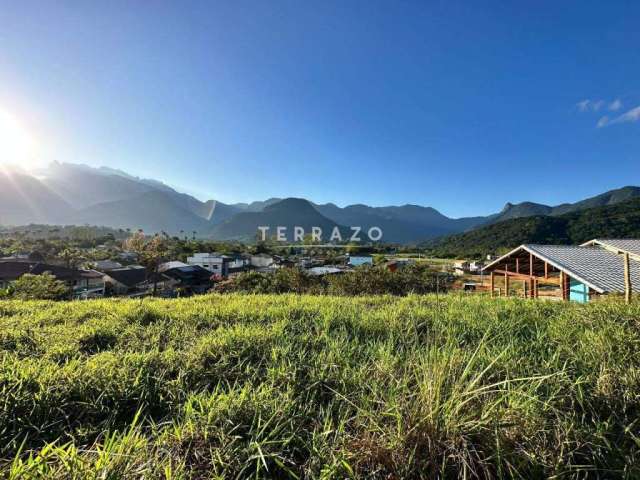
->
[533,278,538,298]
[504,271,509,297]
[560,271,567,301]
[624,252,632,304]
[522,279,527,298]
[544,261,548,279]
[529,253,534,277]
[490,271,495,298]
[515,258,519,274]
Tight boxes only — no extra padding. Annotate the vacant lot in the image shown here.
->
[1,294,639,479]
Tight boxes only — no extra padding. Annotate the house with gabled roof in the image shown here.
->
[482,239,640,303]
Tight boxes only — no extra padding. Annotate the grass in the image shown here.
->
[0,293,639,478]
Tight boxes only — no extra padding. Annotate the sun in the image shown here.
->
[0,109,39,169]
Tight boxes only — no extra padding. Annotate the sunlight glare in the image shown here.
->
[0,109,38,168]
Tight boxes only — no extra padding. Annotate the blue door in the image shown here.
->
[569,278,589,303]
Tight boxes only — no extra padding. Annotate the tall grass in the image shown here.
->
[0,294,639,478]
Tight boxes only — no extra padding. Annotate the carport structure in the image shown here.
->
[482,242,640,302]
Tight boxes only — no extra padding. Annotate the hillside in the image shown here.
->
[74,190,213,235]
[427,197,640,258]
[488,186,640,224]
[2,162,639,243]
[1,294,639,477]
[211,197,348,241]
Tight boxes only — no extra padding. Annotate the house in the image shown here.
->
[453,260,470,276]
[187,253,231,277]
[90,259,123,271]
[307,266,345,276]
[73,269,106,299]
[0,261,104,298]
[161,264,214,295]
[103,267,169,297]
[348,254,373,267]
[250,253,274,268]
[482,239,640,303]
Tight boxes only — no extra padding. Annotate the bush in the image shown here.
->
[218,264,448,296]
[7,273,71,300]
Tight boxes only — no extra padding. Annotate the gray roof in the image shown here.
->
[485,244,640,294]
[583,239,640,258]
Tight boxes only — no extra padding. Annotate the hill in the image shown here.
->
[0,171,73,225]
[1,294,638,477]
[211,197,348,241]
[74,190,212,235]
[488,186,640,224]
[2,162,639,243]
[426,197,640,258]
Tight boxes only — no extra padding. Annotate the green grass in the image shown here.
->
[1,294,639,479]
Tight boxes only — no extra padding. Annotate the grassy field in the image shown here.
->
[1,294,639,479]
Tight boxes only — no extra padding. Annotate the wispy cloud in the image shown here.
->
[597,105,640,128]
[609,99,622,111]
[577,98,622,113]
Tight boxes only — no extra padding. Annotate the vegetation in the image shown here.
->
[426,197,640,258]
[1,294,639,478]
[4,273,71,300]
[217,264,449,296]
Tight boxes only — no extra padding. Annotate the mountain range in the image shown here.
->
[0,162,638,244]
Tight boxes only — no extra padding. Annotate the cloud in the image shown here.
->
[576,99,606,112]
[609,99,622,111]
[577,99,590,112]
[597,105,640,127]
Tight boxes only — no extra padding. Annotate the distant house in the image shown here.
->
[162,264,214,295]
[482,239,640,303]
[103,267,169,296]
[250,253,274,268]
[348,254,373,267]
[187,253,231,277]
[307,266,345,276]
[91,259,123,271]
[0,261,104,298]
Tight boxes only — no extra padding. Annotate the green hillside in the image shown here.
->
[427,197,640,258]
[1,294,639,478]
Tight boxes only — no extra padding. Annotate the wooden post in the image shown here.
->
[515,258,519,274]
[490,271,495,297]
[624,252,632,304]
[534,278,538,298]
[504,272,509,297]
[522,279,527,298]
[529,253,534,277]
[560,271,566,300]
[544,261,548,279]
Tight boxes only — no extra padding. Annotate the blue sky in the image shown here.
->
[1,1,639,217]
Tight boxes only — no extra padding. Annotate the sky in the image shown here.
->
[0,0,639,217]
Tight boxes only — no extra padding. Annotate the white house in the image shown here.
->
[187,253,230,277]
[250,253,274,268]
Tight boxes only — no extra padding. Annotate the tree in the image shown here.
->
[10,273,71,300]
[124,231,168,295]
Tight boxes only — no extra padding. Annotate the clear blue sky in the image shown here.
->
[1,0,639,217]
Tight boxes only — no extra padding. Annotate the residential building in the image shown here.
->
[187,253,231,277]
[90,259,123,271]
[482,239,640,303]
[250,253,274,268]
[0,261,104,298]
[161,264,214,295]
[348,254,373,267]
[103,267,169,297]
